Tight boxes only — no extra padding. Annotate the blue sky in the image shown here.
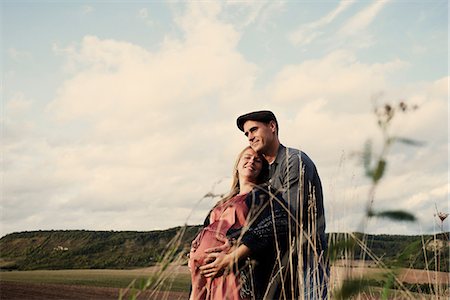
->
[2,1,448,237]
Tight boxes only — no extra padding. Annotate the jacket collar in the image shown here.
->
[272,144,286,166]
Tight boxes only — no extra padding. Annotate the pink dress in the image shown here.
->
[189,193,249,300]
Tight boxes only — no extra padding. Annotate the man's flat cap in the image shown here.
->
[236,110,278,132]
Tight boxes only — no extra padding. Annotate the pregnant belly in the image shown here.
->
[189,228,228,269]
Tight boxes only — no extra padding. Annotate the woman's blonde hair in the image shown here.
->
[217,146,269,206]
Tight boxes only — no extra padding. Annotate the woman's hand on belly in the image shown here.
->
[204,234,232,254]
[199,244,252,278]
[199,251,231,278]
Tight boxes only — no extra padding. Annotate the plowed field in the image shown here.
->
[0,281,189,300]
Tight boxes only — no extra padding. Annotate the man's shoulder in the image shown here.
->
[282,146,317,169]
[278,145,299,160]
[283,146,311,161]
[284,146,300,156]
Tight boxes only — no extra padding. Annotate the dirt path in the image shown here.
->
[0,281,189,300]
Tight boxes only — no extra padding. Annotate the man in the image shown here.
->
[237,110,328,299]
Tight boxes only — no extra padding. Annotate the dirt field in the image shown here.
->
[0,281,189,300]
[331,265,450,285]
[1,265,448,299]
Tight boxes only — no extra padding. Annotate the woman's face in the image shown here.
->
[237,148,263,182]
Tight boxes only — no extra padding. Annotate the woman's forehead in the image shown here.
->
[242,148,258,156]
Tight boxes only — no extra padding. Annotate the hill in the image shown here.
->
[0,226,201,271]
[0,228,448,271]
[331,232,449,272]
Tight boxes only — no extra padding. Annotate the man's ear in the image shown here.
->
[269,120,277,133]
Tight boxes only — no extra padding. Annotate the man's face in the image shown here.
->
[243,120,275,154]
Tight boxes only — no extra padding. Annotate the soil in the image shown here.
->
[1,266,448,299]
[398,268,450,284]
[331,266,450,285]
[0,281,189,300]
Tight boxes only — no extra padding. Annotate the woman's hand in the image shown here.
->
[199,245,251,279]
[204,234,232,254]
[199,252,232,278]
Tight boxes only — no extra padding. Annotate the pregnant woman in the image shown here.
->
[189,146,289,300]
[189,146,267,300]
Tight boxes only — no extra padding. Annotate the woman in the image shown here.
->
[189,146,288,300]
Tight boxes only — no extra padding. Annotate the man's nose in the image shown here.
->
[247,133,254,141]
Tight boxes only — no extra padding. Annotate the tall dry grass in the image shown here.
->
[122,101,449,299]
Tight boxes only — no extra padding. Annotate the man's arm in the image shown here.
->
[282,151,326,248]
[282,152,301,215]
[240,191,289,254]
[299,152,327,250]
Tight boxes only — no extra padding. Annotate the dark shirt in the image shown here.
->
[239,187,289,299]
[268,144,327,251]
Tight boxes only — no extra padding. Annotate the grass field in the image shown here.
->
[0,267,191,292]
[1,264,448,297]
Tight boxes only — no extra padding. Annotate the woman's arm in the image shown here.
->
[199,244,251,278]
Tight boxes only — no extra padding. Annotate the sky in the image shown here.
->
[1,0,448,237]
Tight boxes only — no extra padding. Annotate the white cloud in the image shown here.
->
[2,93,36,144]
[227,0,265,27]
[339,0,391,36]
[270,74,448,235]
[387,77,449,146]
[225,0,285,29]
[5,92,32,114]
[268,50,408,111]
[2,1,447,237]
[3,1,259,235]
[289,0,355,46]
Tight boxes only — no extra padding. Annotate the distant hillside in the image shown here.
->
[332,232,449,272]
[0,228,448,271]
[0,226,201,271]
